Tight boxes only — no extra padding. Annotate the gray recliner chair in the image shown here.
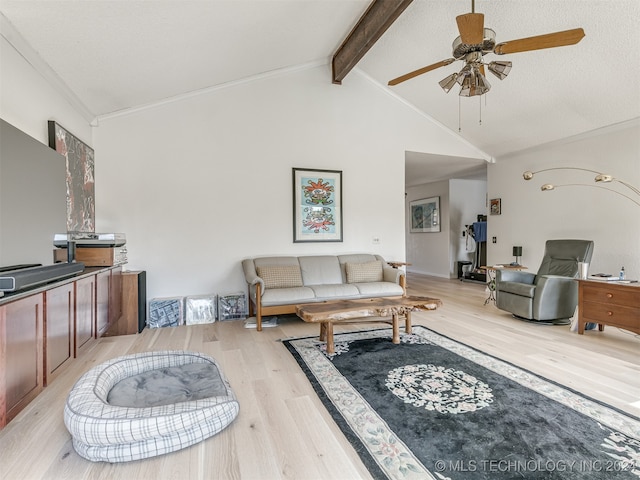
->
[495,239,594,322]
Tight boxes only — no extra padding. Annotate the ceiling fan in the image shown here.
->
[388,0,585,97]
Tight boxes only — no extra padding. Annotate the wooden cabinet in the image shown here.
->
[53,247,121,267]
[97,267,123,336]
[110,266,123,326]
[96,270,111,336]
[0,294,44,428]
[578,280,640,335]
[45,283,75,385]
[105,270,145,336]
[0,265,126,428]
[75,275,95,355]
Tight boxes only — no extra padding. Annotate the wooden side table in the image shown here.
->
[479,265,528,305]
[577,279,640,335]
[387,261,411,269]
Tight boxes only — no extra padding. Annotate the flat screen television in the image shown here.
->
[0,118,67,269]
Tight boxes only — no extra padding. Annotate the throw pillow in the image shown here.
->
[256,265,303,289]
[345,261,383,283]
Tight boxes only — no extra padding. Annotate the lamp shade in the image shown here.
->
[439,73,459,93]
[458,66,491,97]
[488,61,512,80]
[513,246,523,257]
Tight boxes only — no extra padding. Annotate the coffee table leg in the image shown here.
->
[405,311,412,334]
[392,314,400,344]
[326,322,334,354]
[320,322,327,341]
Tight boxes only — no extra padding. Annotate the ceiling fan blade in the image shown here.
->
[494,28,585,55]
[388,59,455,86]
[456,13,484,45]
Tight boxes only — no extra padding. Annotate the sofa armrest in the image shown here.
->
[241,259,265,296]
[495,269,535,284]
[382,266,403,284]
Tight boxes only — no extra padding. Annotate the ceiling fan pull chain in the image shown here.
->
[459,96,462,132]
[479,95,482,126]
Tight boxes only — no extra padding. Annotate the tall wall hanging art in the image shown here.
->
[293,167,343,243]
[48,121,95,233]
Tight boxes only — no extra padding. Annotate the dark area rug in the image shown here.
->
[283,326,640,480]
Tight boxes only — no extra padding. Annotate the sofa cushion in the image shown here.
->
[345,261,383,283]
[338,254,381,281]
[256,265,303,289]
[541,260,578,278]
[261,287,316,306]
[299,256,343,285]
[338,254,380,264]
[308,284,360,300]
[353,281,404,297]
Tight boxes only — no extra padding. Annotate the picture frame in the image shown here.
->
[293,167,343,243]
[410,196,440,233]
[48,121,95,232]
[490,198,501,215]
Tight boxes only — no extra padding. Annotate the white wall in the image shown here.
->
[406,177,487,278]
[0,36,91,147]
[405,180,450,277]
[449,178,487,274]
[487,121,640,278]
[93,65,485,300]
[1,35,92,267]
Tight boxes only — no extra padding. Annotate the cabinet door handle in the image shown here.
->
[607,311,613,316]
[606,293,613,298]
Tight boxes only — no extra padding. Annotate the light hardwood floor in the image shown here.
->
[1,273,638,480]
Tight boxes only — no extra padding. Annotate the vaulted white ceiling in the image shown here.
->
[1,1,639,182]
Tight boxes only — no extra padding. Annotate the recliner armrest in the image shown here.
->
[535,274,576,286]
[495,269,535,284]
[533,275,579,320]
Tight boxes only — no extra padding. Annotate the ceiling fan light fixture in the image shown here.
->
[459,66,491,97]
[476,70,491,92]
[439,73,459,93]
[456,64,472,86]
[488,60,512,80]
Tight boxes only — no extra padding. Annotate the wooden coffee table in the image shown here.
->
[295,296,442,354]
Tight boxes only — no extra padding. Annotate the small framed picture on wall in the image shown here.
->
[409,196,440,233]
[490,198,501,215]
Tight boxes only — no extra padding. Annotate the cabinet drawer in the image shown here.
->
[582,301,640,327]
[582,284,640,307]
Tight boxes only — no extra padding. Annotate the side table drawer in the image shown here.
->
[582,284,640,307]
[582,301,640,329]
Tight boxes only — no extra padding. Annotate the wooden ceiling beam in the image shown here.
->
[332,0,414,85]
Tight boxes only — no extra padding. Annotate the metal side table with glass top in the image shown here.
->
[480,265,528,305]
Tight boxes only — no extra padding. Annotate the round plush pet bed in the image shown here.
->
[64,350,239,463]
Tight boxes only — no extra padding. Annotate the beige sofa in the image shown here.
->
[242,254,406,330]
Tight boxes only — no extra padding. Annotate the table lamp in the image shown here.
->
[512,246,522,266]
